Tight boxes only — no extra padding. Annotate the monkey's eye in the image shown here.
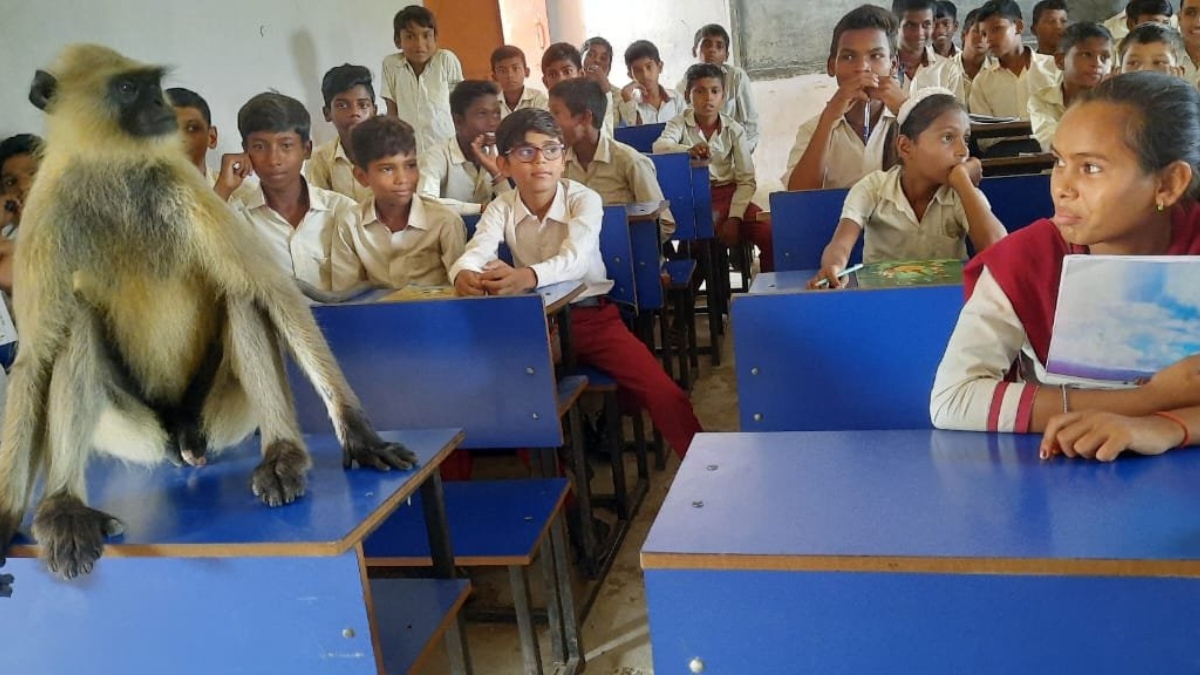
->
[118,80,136,94]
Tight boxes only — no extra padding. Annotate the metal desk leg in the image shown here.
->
[420,473,474,674]
[509,565,544,675]
[557,304,576,372]
[566,405,599,577]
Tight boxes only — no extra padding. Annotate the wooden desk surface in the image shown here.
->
[538,280,585,313]
[643,430,1200,576]
[10,428,464,559]
[981,153,1056,175]
[971,120,1033,138]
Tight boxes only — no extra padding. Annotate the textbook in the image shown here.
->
[852,259,964,288]
[1046,255,1200,386]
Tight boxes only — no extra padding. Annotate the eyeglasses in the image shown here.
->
[506,143,565,162]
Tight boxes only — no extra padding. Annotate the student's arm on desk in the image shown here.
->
[526,187,604,288]
[809,172,876,288]
[1040,405,1200,462]
[450,200,506,295]
[948,159,1007,252]
[652,117,690,153]
[930,268,1200,432]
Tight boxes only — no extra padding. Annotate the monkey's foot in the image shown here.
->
[252,440,311,507]
[0,511,18,598]
[31,495,124,580]
[341,408,419,471]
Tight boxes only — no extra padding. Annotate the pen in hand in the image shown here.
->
[815,263,865,289]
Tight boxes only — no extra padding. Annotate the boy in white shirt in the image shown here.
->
[969,0,1060,123]
[1029,23,1113,152]
[896,0,944,92]
[1180,0,1200,84]
[618,40,684,126]
[449,108,702,457]
[332,116,466,292]
[677,24,761,152]
[307,64,376,203]
[911,8,989,105]
[418,80,511,216]
[931,1,960,57]
[219,93,359,291]
[491,45,548,118]
[381,5,464,154]
[166,88,218,183]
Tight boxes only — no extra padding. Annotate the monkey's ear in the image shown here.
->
[29,70,58,111]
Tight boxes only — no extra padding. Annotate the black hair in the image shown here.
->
[320,64,375,110]
[237,92,311,144]
[1120,21,1186,61]
[581,36,614,61]
[897,0,938,16]
[1059,22,1113,54]
[394,5,437,36]
[0,134,42,175]
[349,116,416,169]
[829,5,900,61]
[898,93,965,139]
[693,24,731,52]
[548,78,607,130]
[491,45,526,69]
[1126,0,1174,22]
[962,7,981,31]
[449,80,500,118]
[495,108,562,156]
[624,40,662,68]
[165,87,212,126]
[1029,0,1064,25]
[685,63,725,96]
[1079,72,1200,194]
[935,0,958,21]
[978,0,1024,24]
[541,42,582,71]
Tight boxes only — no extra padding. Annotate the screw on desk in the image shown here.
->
[753,413,763,421]
[706,464,718,471]
[526,367,535,375]
[692,501,704,508]
[532,412,540,420]
[750,367,760,375]
[689,657,706,673]
[342,628,356,639]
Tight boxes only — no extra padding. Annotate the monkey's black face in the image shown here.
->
[109,68,177,138]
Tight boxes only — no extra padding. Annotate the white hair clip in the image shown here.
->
[897,86,957,128]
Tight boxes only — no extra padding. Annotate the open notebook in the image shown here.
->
[1046,255,1200,387]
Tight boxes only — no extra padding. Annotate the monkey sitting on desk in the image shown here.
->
[0,44,418,585]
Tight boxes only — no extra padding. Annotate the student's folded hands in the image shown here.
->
[480,259,537,295]
[1040,410,1183,462]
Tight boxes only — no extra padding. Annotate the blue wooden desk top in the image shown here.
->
[10,428,464,558]
[643,431,1200,575]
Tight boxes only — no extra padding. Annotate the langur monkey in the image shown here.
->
[0,44,418,583]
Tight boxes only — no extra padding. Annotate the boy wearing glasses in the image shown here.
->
[450,109,702,458]
[308,64,378,203]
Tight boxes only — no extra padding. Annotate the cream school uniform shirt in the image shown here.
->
[418,136,513,216]
[899,46,944,94]
[1182,57,1200,86]
[381,50,464,154]
[565,134,676,236]
[231,180,359,291]
[653,110,756,220]
[968,48,1060,120]
[1027,84,1066,152]
[910,52,980,105]
[449,179,613,300]
[841,166,986,263]
[618,87,686,126]
[306,137,373,203]
[331,194,466,292]
[782,106,898,189]
[676,63,761,152]
[499,87,549,118]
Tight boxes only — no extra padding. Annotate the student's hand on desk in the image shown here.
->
[453,270,486,296]
[717,216,741,247]
[688,142,711,160]
[215,152,254,201]
[807,264,846,290]
[480,260,537,295]
[1040,411,1183,462]
[1145,354,1200,410]
[948,158,984,191]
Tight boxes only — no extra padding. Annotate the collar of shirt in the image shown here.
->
[881,167,957,213]
[447,137,471,166]
[979,46,1043,74]
[565,134,614,169]
[398,49,445,74]
[512,180,569,225]
[829,103,896,134]
[361,193,430,233]
[333,138,352,165]
[682,108,728,134]
[241,178,335,214]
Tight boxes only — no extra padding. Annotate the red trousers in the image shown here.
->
[712,182,774,272]
[572,302,702,457]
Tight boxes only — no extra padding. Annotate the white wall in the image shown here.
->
[0,0,402,157]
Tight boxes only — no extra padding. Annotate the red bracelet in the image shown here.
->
[1152,411,1192,449]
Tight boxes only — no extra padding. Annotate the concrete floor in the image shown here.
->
[415,314,740,675]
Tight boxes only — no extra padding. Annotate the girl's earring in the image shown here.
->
[1157,202,1166,212]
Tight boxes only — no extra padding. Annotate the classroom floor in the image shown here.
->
[415,311,741,675]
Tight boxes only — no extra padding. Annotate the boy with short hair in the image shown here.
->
[542,42,583,91]
[221,92,359,291]
[896,0,944,92]
[582,36,623,133]
[932,1,960,57]
[1180,0,1200,84]
[166,88,218,182]
[381,5,464,154]
[332,116,466,292]
[0,134,41,239]
[418,80,511,215]
[912,8,988,104]
[307,64,376,203]
[450,108,702,458]
[1029,22,1114,151]
[784,5,908,191]
[655,64,773,271]
[1031,0,1069,56]
[1125,0,1175,29]
[969,0,1060,122]
[619,40,684,126]
[1120,22,1187,74]
[677,24,760,152]
[491,45,548,118]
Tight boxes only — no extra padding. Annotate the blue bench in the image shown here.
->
[615,122,666,153]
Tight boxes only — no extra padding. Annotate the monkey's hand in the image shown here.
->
[31,494,124,580]
[252,440,312,507]
[341,408,418,471]
[0,510,18,597]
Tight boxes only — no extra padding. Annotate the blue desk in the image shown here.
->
[3,429,472,674]
[643,431,1200,674]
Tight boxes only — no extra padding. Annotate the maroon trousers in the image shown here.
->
[712,182,774,272]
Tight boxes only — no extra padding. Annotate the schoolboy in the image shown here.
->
[1107,0,1178,42]
[784,5,908,190]
[969,0,1060,122]
[1120,22,1187,75]
[449,108,702,457]
[381,5,464,154]
[418,80,511,215]
[307,64,376,203]
[221,93,359,291]
[1029,22,1114,151]
[655,64,773,271]
[677,24,761,152]
[491,45,548,118]
[550,78,676,237]
[332,116,466,292]
[1031,0,1069,57]
[912,8,988,104]
[0,134,42,240]
[619,40,685,126]
[1176,0,1200,83]
[582,36,623,132]
[166,88,218,182]
[896,0,944,92]
[932,1,960,57]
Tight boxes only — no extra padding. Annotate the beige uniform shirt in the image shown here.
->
[782,107,898,189]
[499,87,549,118]
[306,137,373,203]
[418,136,513,216]
[381,50,464,154]
[911,51,979,105]
[331,194,466,291]
[653,110,756,220]
[968,48,1060,120]
[565,134,675,235]
[618,87,685,126]
[1028,84,1066,152]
